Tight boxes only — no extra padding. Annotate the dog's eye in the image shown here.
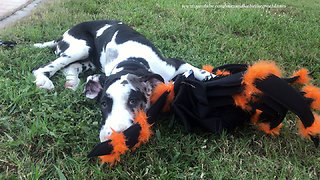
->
[129,99,137,106]
[101,102,107,108]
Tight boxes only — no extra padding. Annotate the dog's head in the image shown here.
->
[84,72,162,142]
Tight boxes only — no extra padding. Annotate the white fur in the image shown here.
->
[100,31,119,73]
[63,61,95,90]
[34,40,58,48]
[116,41,177,81]
[96,24,112,37]
[86,74,100,83]
[34,73,55,89]
[61,31,90,60]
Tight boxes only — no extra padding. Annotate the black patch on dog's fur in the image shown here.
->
[121,80,128,85]
[99,95,113,128]
[54,37,63,44]
[61,54,71,58]
[57,41,69,55]
[43,71,50,77]
[81,63,88,72]
[116,57,150,71]
[166,58,185,70]
[127,90,147,112]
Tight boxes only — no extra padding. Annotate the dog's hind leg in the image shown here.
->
[32,33,91,90]
[63,61,95,91]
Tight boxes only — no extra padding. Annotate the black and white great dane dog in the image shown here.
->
[32,20,215,143]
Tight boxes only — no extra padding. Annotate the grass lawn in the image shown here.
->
[1,0,320,179]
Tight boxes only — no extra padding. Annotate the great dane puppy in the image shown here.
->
[32,20,215,142]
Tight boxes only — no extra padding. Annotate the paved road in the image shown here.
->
[0,0,44,29]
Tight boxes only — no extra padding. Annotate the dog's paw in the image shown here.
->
[193,69,216,81]
[203,74,215,81]
[35,75,55,90]
[64,78,80,91]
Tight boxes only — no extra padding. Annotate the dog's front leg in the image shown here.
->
[175,63,216,81]
[63,61,95,90]
[33,56,74,89]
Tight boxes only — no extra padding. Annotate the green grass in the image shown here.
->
[1,0,320,179]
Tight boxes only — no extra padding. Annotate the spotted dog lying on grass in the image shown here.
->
[31,20,214,158]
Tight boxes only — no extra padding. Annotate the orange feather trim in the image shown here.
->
[215,69,231,76]
[150,82,175,112]
[257,122,282,135]
[134,110,153,143]
[302,84,320,111]
[202,65,214,73]
[242,61,282,99]
[292,68,311,85]
[99,130,129,165]
[131,110,153,151]
[298,113,320,139]
[131,141,141,151]
[232,94,251,111]
[250,109,262,124]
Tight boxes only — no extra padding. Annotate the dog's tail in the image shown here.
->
[0,38,62,48]
[0,40,17,48]
[33,38,62,48]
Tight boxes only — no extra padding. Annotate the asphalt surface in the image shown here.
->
[0,0,44,29]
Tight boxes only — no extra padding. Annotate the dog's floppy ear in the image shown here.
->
[143,73,164,87]
[84,74,106,99]
[127,73,163,93]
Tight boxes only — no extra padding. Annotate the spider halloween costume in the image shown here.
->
[88,61,320,165]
